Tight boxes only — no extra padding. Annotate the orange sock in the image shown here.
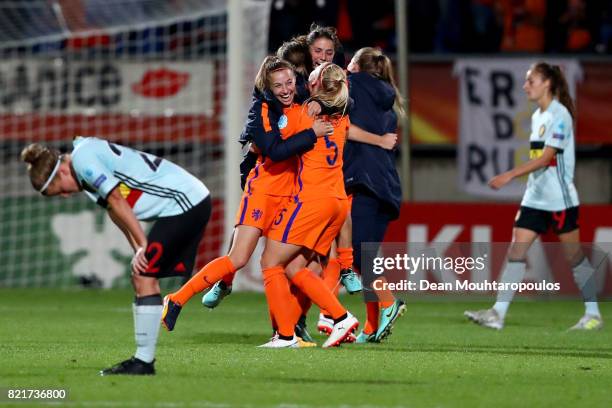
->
[322,258,341,290]
[269,306,277,332]
[263,266,297,337]
[171,256,236,306]
[320,258,341,315]
[290,284,312,321]
[379,299,395,308]
[221,272,235,286]
[336,247,353,270]
[363,301,380,334]
[291,268,346,320]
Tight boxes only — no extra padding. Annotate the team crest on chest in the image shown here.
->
[538,124,546,138]
[278,115,288,129]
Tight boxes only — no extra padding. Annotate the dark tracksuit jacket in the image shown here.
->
[344,71,402,288]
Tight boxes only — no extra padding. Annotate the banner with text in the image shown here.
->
[454,59,582,198]
[0,60,215,116]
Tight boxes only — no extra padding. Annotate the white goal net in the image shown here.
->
[0,0,270,288]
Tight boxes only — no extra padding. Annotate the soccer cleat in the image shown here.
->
[569,314,603,331]
[464,308,504,330]
[161,295,182,331]
[202,281,232,309]
[295,315,315,343]
[355,331,377,344]
[296,337,317,348]
[322,313,359,348]
[317,313,333,335]
[99,357,155,376]
[340,268,362,294]
[375,299,407,342]
[257,335,299,348]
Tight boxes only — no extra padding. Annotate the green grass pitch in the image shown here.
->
[1,289,611,407]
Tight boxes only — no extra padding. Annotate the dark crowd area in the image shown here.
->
[269,0,612,54]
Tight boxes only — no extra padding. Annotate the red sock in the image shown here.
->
[263,266,297,337]
[171,256,236,306]
[222,272,235,286]
[291,268,346,320]
[336,247,353,270]
[363,301,379,334]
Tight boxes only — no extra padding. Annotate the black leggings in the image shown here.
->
[350,190,395,300]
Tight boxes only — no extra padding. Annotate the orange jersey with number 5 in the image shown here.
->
[290,113,348,202]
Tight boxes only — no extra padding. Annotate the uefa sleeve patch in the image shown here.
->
[278,114,288,130]
[93,174,108,188]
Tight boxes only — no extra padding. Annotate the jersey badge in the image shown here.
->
[538,124,546,138]
[278,114,288,130]
[251,208,263,221]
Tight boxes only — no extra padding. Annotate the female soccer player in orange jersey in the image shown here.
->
[161,57,333,335]
[259,63,360,348]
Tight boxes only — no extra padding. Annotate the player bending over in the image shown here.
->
[21,137,211,374]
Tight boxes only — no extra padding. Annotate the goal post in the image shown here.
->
[0,0,271,289]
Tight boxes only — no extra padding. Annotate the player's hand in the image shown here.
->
[313,118,333,138]
[248,142,261,155]
[131,246,149,275]
[488,172,513,190]
[307,101,322,117]
[379,133,398,150]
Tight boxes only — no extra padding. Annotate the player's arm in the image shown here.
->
[489,146,557,190]
[247,100,325,162]
[106,187,149,273]
[349,124,397,150]
[239,145,259,190]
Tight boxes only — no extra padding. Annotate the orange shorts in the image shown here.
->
[267,198,349,256]
[234,193,288,234]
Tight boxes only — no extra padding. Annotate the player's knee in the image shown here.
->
[228,252,249,269]
[508,243,529,262]
[132,273,158,293]
[284,263,301,278]
[260,254,276,270]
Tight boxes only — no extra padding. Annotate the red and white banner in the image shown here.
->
[0,60,214,116]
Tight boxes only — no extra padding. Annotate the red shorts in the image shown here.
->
[267,198,349,256]
[234,193,287,234]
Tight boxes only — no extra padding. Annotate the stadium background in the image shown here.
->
[0,0,610,296]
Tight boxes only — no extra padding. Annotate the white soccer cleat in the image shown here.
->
[464,308,504,330]
[317,313,333,335]
[257,335,299,348]
[569,314,603,331]
[322,313,359,348]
